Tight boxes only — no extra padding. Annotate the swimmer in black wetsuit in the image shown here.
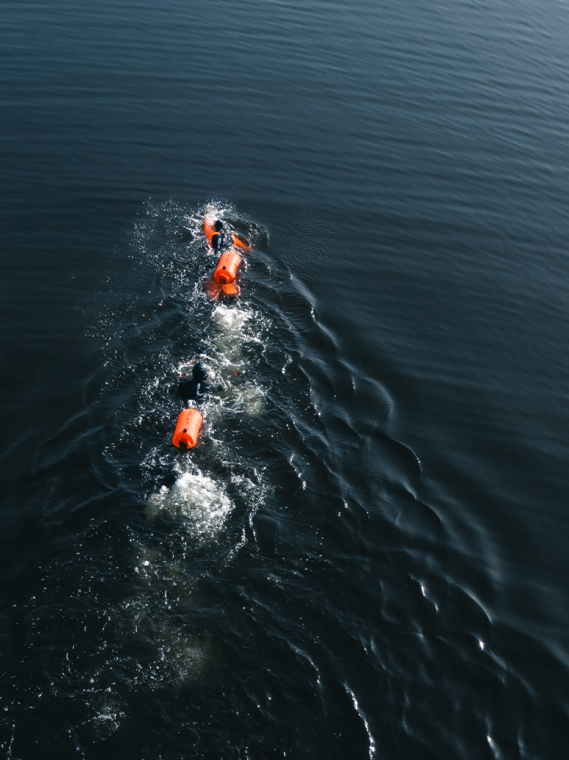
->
[210,220,228,252]
[173,361,231,407]
[175,362,209,406]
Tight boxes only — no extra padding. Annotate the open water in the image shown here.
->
[1,0,569,758]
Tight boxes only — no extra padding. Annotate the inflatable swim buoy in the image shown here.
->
[172,408,203,449]
[214,250,241,284]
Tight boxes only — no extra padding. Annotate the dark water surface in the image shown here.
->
[2,0,569,757]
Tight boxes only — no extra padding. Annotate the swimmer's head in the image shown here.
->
[192,362,208,382]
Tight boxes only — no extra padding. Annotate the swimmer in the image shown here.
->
[171,362,229,407]
[173,362,209,407]
[204,212,252,253]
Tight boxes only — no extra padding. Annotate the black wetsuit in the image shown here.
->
[211,221,229,252]
[175,363,209,406]
[211,231,226,251]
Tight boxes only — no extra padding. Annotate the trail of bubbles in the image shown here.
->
[146,465,233,539]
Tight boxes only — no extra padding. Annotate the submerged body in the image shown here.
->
[171,362,231,449]
[171,363,209,449]
[175,362,209,406]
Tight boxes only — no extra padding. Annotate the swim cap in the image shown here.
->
[192,362,208,382]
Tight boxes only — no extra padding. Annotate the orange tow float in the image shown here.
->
[213,249,242,283]
[172,407,203,449]
[203,215,251,298]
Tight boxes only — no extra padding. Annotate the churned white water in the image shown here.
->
[212,304,250,333]
[231,383,265,416]
[146,467,233,540]
[208,304,267,416]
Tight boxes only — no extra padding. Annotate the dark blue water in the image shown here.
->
[2,0,569,757]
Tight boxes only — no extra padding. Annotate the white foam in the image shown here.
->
[232,383,266,416]
[212,304,250,332]
[146,469,232,541]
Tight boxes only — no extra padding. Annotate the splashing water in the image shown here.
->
[146,466,233,541]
